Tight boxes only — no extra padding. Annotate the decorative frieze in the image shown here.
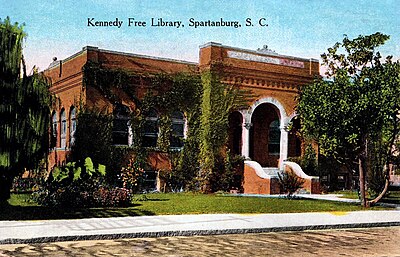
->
[227,50,305,69]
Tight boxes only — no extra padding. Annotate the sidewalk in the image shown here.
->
[1,210,400,244]
[236,193,360,203]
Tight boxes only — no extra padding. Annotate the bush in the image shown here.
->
[162,150,197,192]
[33,157,132,207]
[12,177,43,193]
[209,150,244,192]
[119,157,144,193]
[93,187,131,207]
[277,168,305,199]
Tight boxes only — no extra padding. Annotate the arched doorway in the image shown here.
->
[249,103,280,167]
[228,111,243,155]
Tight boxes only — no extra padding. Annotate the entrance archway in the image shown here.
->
[249,103,281,167]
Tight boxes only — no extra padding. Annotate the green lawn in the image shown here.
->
[333,190,400,203]
[382,191,400,204]
[132,193,383,215]
[332,190,359,199]
[1,192,388,221]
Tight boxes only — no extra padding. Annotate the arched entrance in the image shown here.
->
[249,103,281,167]
[228,111,243,155]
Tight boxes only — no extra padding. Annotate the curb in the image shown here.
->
[1,221,400,245]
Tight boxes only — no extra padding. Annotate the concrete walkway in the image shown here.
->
[1,210,400,244]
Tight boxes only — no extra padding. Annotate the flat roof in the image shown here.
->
[47,46,197,70]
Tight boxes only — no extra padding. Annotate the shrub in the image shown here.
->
[71,108,113,174]
[12,177,43,193]
[93,187,131,207]
[209,150,244,192]
[162,150,196,192]
[277,168,305,199]
[33,157,132,207]
[120,157,144,193]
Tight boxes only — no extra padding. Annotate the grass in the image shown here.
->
[378,191,400,204]
[332,190,359,199]
[1,192,388,221]
[332,190,400,203]
[132,193,383,215]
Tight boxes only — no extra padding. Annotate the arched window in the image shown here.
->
[70,106,76,146]
[60,109,67,148]
[170,111,185,149]
[268,120,280,155]
[51,111,57,148]
[112,104,130,145]
[142,108,158,147]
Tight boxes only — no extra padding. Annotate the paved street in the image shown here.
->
[0,226,399,257]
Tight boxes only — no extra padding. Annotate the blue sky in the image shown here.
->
[2,0,399,72]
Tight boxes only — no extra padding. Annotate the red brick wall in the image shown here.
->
[44,50,88,169]
[200,43,319,117]
[44,47,197,171]
[243,164,281,194]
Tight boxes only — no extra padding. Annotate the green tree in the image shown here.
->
[71,107,113,170]
[0,17,52,201]
[297,33,400,207]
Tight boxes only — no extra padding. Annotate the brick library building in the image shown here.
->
[44,42,322,194]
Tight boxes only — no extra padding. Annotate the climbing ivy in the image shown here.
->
[157,115,172,151]
[80,65,203,188]
[79,61,249,193]
[198,69,252,192]
[82,61,140,102]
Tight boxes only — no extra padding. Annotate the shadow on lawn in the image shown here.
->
[381,195,400,204]
[0,202,156,221]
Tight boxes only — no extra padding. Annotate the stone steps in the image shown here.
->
[262,167,280,176]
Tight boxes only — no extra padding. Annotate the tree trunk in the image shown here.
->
[358,157,368,207]
[359,136,369,207]
[368,166,390,206]
[369,115,398,206]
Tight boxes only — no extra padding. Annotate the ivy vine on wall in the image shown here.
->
[77,62,247,192]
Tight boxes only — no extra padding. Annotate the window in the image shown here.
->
[170,111,185,149]
[51,111,57,148]
[70,106,76,146]
[268,119,280,155]
[112,104,130,145]
[60,109,66,148]
[142,108,158,147]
